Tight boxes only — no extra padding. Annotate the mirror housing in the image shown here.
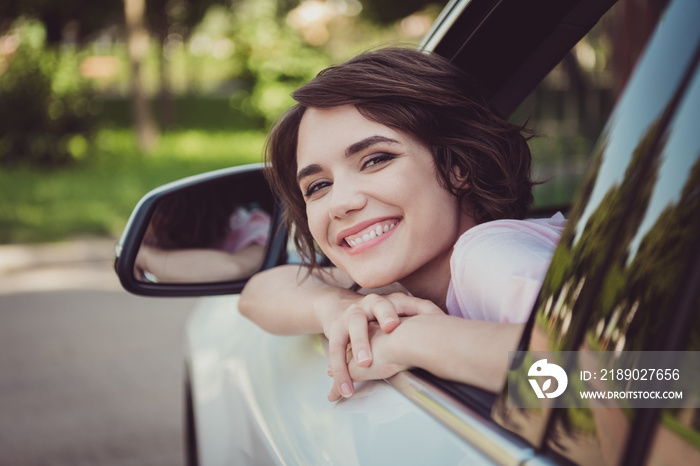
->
[114,163,287,297]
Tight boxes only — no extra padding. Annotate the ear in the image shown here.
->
[449,165,469,190]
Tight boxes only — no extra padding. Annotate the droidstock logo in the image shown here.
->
[528,359,568,399]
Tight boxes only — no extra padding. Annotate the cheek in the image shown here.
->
[305,204,330,247]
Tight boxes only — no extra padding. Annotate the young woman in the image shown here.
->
[239,47,565,401]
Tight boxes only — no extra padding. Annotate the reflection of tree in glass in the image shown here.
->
[533,106,672,352]
[600,154,700,352]
[536,107,700,463]
[577,117,666,351]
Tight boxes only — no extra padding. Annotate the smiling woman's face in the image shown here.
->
[296,105,474,292]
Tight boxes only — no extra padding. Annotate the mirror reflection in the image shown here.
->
[134,180,271,284]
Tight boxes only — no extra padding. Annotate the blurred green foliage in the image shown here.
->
[0,128,267,243]
[0,20,101,167]
[227,0,331,125]
[0,1,443,243]
[99,96,264,130]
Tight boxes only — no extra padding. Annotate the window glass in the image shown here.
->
[493,0,700,456]
[544,16,700,464]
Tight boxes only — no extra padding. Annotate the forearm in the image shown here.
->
[239,265,360,335]
[139,246,262,283]
[393,315,523,392]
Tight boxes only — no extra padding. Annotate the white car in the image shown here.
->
[115,0,700,464]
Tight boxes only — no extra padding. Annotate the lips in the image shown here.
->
[338,218,401,248]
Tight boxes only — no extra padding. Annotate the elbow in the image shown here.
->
[238,265,303,335]
[238,282,283,335]
[238,276,258,321]
[238,271,275,333]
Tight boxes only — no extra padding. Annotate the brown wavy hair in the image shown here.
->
[265,47,534,270]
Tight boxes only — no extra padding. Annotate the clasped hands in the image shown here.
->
[317,292,444,402]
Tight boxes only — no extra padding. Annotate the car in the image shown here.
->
[114,0,700,464]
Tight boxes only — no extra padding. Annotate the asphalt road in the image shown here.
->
[0,239,198,465]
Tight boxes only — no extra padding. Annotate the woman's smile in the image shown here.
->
[338,218,401,252]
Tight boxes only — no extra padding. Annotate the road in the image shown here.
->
[0,239,199,465]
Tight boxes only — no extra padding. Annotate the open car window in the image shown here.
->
[514,7,617,215]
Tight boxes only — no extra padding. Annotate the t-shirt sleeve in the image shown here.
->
[449,217,564,323]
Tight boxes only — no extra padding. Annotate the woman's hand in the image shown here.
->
[326,320,410,401]
[319,293,443,401]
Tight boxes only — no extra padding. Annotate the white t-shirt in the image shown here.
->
[445,213,566,323]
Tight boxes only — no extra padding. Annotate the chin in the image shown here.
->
[336,259,402,290]
[352,273,397,291]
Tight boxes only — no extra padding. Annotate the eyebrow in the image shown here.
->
[296,135,400,185]
[345,135,399,157]
[296,163,322,185]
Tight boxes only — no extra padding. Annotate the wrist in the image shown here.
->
[390,314,446,371]
[313,288,361,334]
[385,315,421,370]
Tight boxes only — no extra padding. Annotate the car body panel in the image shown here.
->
[186,296,515,465]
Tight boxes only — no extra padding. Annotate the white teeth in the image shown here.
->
[345,221,399,248]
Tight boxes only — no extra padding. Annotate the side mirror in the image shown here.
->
[114,163,287,297]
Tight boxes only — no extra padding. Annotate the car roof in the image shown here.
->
[422,0,617,117]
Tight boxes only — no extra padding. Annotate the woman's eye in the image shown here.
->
[362,153,395,169]
[304,180,331,197]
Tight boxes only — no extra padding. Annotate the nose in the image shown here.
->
[329,176,367,219]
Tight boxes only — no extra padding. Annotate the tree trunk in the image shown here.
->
[124,0,159,152]
[158,37,177,129]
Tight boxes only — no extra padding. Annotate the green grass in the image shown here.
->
[0,128,267,244]
[98,96,265,130]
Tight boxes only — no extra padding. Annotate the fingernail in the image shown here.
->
[383,318,399,329]
[341,383,353,398]
[356,349,370,363]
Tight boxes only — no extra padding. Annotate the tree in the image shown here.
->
[0,0,122,43]
[124,0,159,151]
[1,0,160,152]
[0,20,100,167]
[146,0,228,127]
[360,0,444,24]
